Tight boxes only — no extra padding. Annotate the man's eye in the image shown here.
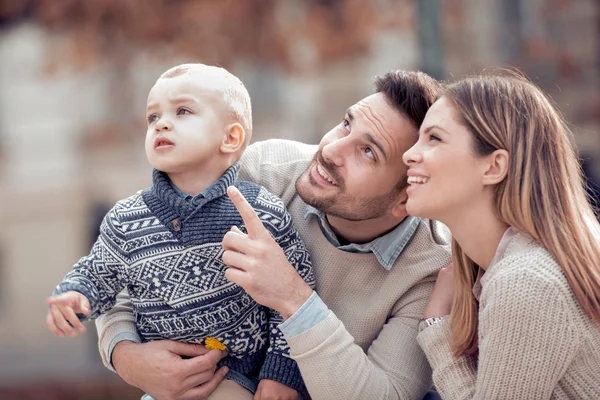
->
[342,118,350,130]
[364,147,375,160]
[177,108,191,115]
[147,114,159,124]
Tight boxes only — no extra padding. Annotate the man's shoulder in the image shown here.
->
[239,139,315,199]
[246,139,317,166]
[392,218,452,275]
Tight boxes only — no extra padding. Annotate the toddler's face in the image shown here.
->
[144,73,229,174]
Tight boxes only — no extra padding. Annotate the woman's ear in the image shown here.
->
[482,149,509,185]
[220,123,245,154]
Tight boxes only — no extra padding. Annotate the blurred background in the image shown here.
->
[0,0,598,398]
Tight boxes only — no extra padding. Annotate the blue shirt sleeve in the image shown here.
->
[279,291,330,339]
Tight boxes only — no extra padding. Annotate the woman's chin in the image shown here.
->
[406,200,430,219]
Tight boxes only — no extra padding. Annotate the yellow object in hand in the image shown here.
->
[205,336,226,351]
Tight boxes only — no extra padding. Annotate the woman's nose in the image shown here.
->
[403,143,422,166]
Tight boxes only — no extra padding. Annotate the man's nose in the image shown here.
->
[321,138,347,167]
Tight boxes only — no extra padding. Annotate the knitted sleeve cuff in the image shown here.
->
[259,353,305,392]
[416,318,454,369]
[417,318,477,397]
[285,310,340,356]
[96,315,140,372]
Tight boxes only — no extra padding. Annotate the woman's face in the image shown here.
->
[402,97,493,223]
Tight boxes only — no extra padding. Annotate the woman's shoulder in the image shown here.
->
[483,233,575,303]
[490,233,566,283]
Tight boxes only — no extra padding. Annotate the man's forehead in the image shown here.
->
[350,93,411,131]
[348,92,418,155]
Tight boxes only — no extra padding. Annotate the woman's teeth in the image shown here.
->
[407,176,429,184]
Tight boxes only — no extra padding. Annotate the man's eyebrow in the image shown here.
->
[364,133,387,161]
[346,108,355,121]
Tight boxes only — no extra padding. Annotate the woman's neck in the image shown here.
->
[443,203,509,270]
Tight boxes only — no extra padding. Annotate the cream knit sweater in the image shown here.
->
[96,139,452,400]
[417,232,600,399]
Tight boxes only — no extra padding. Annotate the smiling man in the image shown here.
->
[96,70,451,400]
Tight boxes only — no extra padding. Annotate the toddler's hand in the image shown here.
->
[46,291,91,337]
[254,379,298,400]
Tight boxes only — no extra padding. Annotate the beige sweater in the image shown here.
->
[96,139,452,400]
[418,232,600,399]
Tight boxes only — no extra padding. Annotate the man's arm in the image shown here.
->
[285,278,434,400]
[95,290,140,370]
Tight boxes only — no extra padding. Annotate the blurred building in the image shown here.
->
[0,0,598,398]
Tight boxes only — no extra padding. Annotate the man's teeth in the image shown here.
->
[407,176,429,184]
[317,164,336,185]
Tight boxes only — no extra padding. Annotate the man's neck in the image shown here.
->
[326,213,407,244]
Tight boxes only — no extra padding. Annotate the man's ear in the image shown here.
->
[482,149,509,185]
[391,190,408,218]
[220,123,245,154]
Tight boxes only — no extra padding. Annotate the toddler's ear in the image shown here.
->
[220,123,245,154]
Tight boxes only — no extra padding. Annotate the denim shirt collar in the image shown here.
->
[304,205,420,270]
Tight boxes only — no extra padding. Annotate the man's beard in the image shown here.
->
[295,151,401,222]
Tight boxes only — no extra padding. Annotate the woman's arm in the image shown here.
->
[419,267,580,399]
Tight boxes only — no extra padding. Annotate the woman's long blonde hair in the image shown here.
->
[445,73,600,357]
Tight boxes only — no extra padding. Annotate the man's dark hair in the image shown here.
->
[374,70,443,128]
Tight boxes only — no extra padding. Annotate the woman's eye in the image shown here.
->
[429,134,441,142]
[147,114,159,124]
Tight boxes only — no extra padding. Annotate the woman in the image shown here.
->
[403,74,600,399]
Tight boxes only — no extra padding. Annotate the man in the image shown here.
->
[96,70,451,400]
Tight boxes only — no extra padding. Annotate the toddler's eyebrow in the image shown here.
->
[170,95,199,104]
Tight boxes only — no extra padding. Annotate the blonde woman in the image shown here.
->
[403,74,600,399]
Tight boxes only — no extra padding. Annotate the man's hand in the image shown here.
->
[222,186,313,319]
[46,291,90,337]
[254,379,299,400]
[112,340,229,400]
[423,263,454,318]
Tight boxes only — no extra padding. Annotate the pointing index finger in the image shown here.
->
[227,186,267,239]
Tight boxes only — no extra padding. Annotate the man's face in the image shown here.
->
[295,93,418,221]
[144,73,227,174]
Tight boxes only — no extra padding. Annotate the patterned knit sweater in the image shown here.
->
[417,232,600,399]
[54,164,315,391]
